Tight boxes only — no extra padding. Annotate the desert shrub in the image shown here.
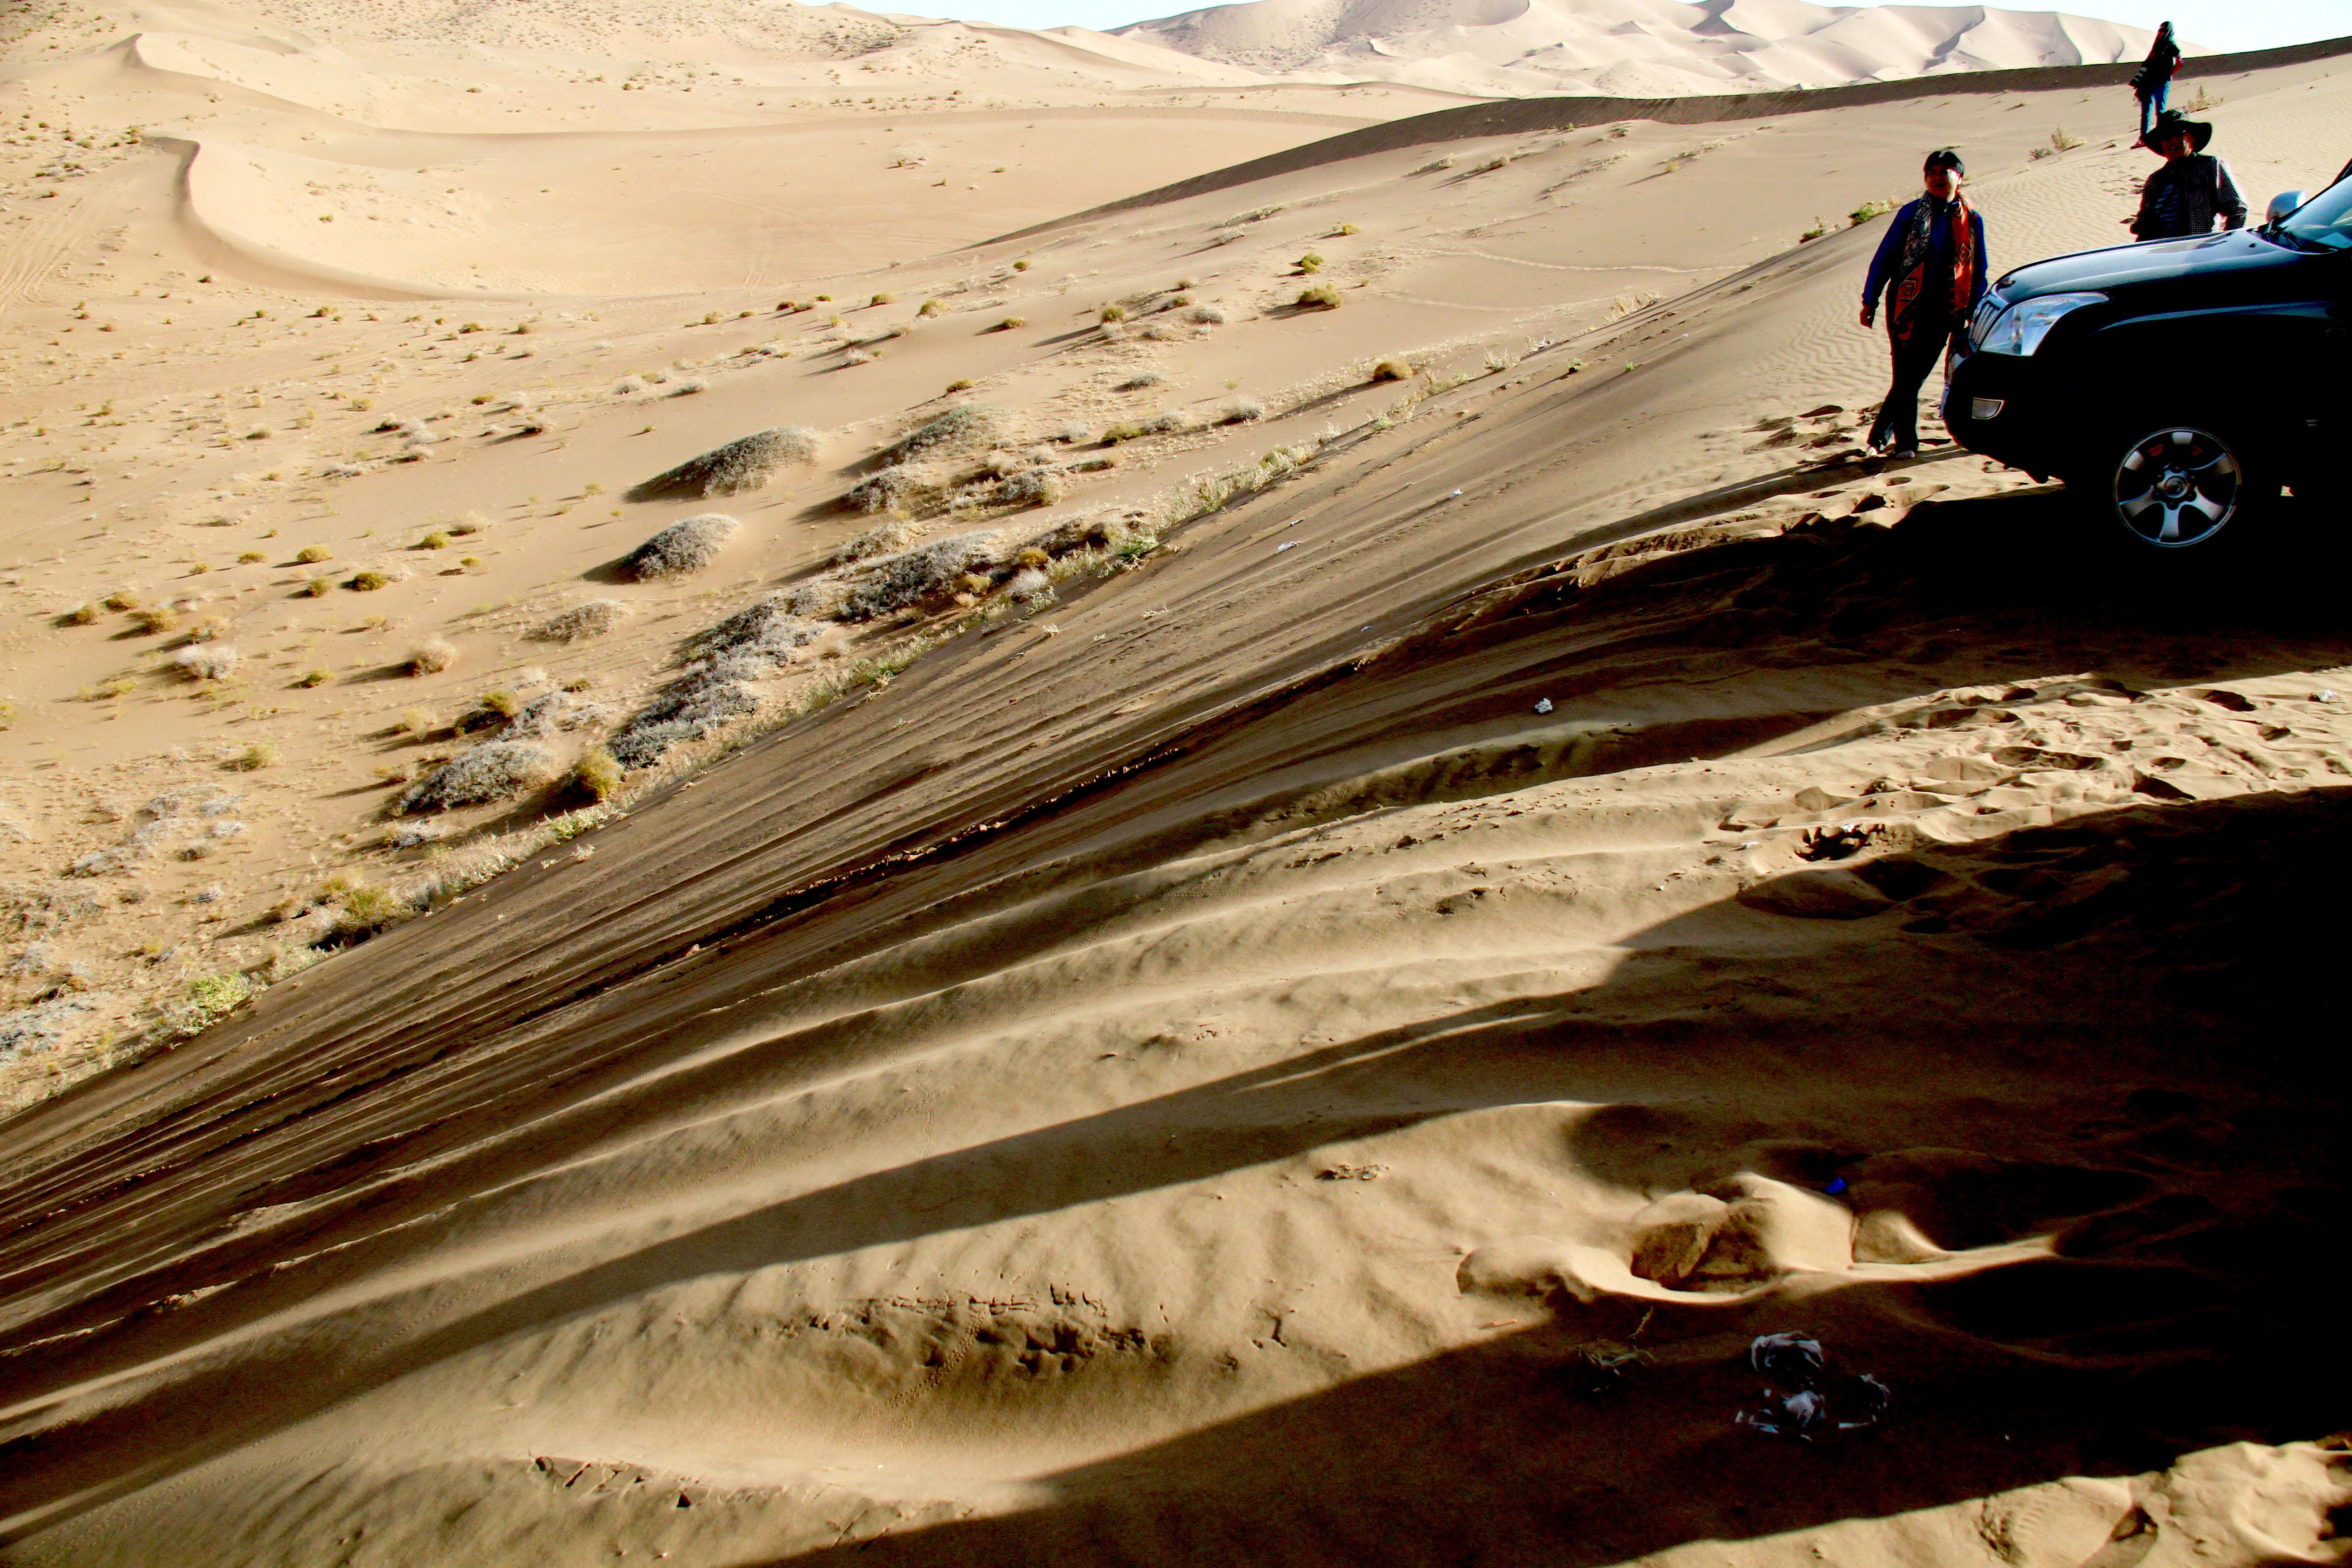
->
[297,668,332,687]
[619,513,738,579]
[171,645,238,681]
[397,740,556,813]
[450,514,487,535]
[419,530,451,550]
[63,601,97,624]
[996,316,1025,331]
[629,426,820,500]
[1372,357,1411,382]
[945,377,976,393]
[187,616,229,642]
[298,577,332,597]
[833,520,911,562]
[1054,421,1090,443]
[1336,222,1360,235]
[881,403,1002,466]
[574,750,623,799]
[1297,284,1343,309]
[1850,198,1895,227]
[1120,371,1163,390]
[1100,304,1127,323]
[398,707,434,734]
[1016,546,1049,568]
[870,291,895,307]
[1296,253,1323,272]
[406,638,458,675]
[615,376,647,395]
[1141,323,1180,342]
[480,687,524,718]
[846,469,935,516]
[1007,567,1050,598]
[1191,304,1228,325]
[132,607,178,635]
[1011,259,1030,271]
[1222,397,1265,423]
[684,594,822,662]
[841,532,1000,620]
[228,742,279,771]
[348,569,392,591]
[918,298,945,316]
[530,599,626,642]
[103,589,142,611]
[998,468,1067,508]
[237,551,266,565]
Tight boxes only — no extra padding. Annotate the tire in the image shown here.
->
[2088,420,2267,549]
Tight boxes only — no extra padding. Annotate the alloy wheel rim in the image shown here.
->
[2113,426,2241,548]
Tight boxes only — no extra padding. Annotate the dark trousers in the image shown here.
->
[2139,81,2168,135]
[1871,322,1957,453]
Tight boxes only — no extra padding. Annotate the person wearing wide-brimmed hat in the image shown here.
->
[1859,148,1987,457]
[2127,110,2246,241]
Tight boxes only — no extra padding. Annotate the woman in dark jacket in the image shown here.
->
[2132,22,2180,140]
[1859,149,1989,458]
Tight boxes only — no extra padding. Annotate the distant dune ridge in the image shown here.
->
[1114,0,2169,95]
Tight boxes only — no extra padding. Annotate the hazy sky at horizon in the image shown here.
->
[939,0,2351,52]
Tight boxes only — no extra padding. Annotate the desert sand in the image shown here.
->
[3,0,2351,1557]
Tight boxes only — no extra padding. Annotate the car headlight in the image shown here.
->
[1975,291,2106,356]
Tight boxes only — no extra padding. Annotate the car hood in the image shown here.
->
[1993,230,2298,299]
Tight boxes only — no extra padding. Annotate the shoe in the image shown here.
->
[1890,446,1920,459]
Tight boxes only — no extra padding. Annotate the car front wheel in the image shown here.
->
[2102,422,2259,549]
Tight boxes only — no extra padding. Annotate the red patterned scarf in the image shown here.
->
[1888,194,1975,345]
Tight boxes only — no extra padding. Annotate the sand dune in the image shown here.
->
[1117,0,2170,95]
[5,0,2352,1554]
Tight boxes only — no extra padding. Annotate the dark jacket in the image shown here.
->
[1862,197,1990,321]
[2132,154,2248,240]
[2130,31,2180,95]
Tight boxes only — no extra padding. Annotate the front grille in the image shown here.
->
[1967,292,2004,350]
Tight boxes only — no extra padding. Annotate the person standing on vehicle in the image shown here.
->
[2127,111,2247,241]
[2131,22,2180,140]
[1859,149,1987,458]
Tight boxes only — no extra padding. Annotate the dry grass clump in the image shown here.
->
[1192,305,1228,324]
[294,545,332,564]
[187,616,230,642]
[918,299,946,317]
[405,638,458,675]
[870,291,895,307]
[418,531,452,550]
[347,569,392,592]
[1099,304,1128,324]
[1372,357,1412,382]
[630,426,821,500]
[132,607,179,635]
[841,532,1000,620]
[995,316,1025,331]
[103,589,142,612]
[945,377,976,394]
[998,468,1067,508]
[619,513,739,580]
[296,668,333,687]
[1297,284,1343,309]
[397,740,556,813]
[62,601,98,625]
[227,742,279,772]
[237,551,267,565]
[1296,252,1324,273]
[1120,372,1163,390]
[170,645,238,681]
[297,577,332,598]
[1222,397,1266,424]
[530,599,626,642]
[574,750,623,800]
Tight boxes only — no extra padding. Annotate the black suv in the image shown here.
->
[1945,174,2350,548]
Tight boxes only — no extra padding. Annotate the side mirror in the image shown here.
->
[2266,190,2308,227]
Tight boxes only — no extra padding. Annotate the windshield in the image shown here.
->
[2278,177,2352,250]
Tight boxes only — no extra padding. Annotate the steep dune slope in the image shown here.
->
[6,46,2352,1562]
